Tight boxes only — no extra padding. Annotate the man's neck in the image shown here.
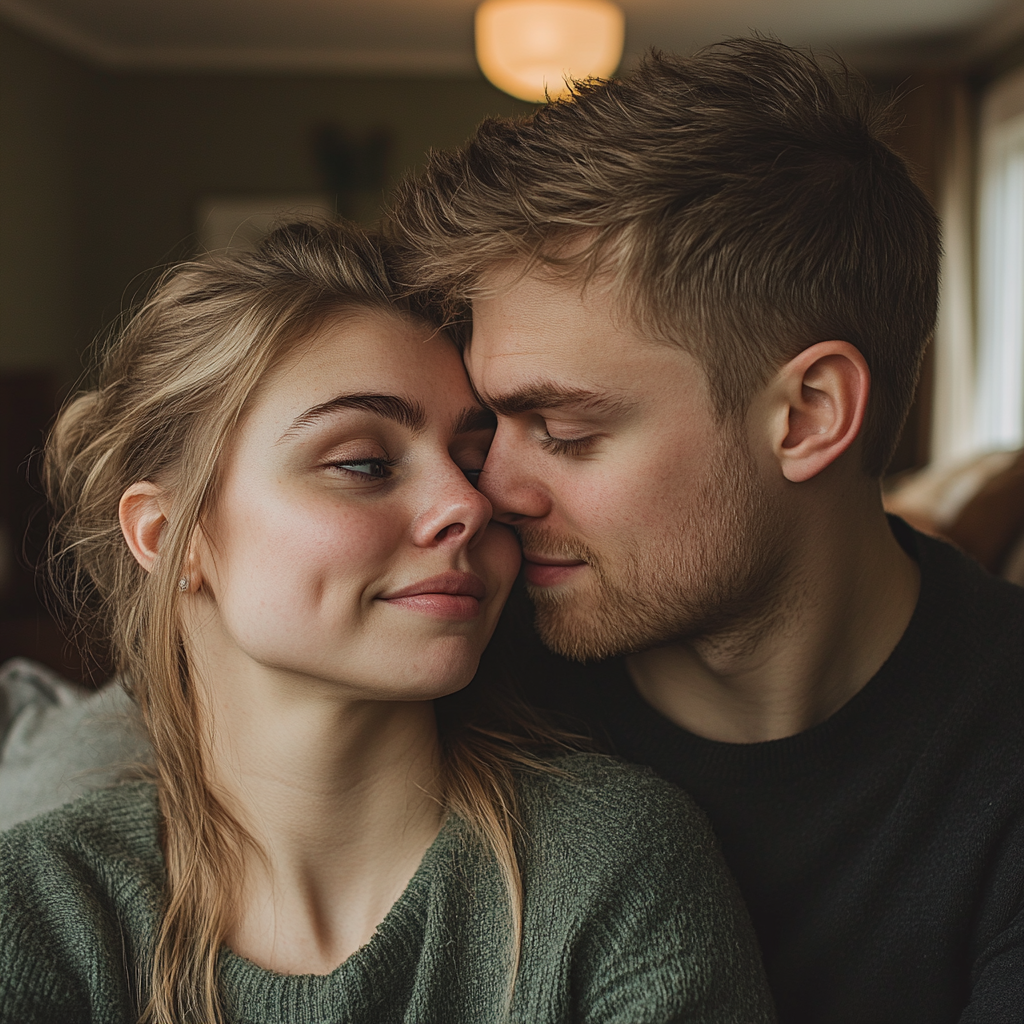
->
[626,506,920,744]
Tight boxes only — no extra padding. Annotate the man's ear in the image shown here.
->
[768,341,870,484]
[118,482,169,572]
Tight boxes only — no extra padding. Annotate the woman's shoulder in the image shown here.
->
[0,781,162,1023]
[515,752,719,874]
[1,778,161,873]
[517,751,707,831]
[0,780,163,939]
[510,753,774,1022]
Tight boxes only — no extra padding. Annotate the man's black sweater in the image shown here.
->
[519,521,1024,1023]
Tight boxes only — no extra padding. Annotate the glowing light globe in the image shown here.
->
[475,0,625,103]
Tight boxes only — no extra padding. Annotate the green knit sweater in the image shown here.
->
[0,753,774,1023]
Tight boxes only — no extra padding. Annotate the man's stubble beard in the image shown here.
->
[520,432,793,663]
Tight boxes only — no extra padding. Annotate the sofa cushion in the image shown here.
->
[0,658,150,831]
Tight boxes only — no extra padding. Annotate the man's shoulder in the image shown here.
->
[874,531,1024,826]
[913,529,1024,688]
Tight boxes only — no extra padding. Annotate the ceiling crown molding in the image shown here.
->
[0,0,121,64]
[0,0,478,75]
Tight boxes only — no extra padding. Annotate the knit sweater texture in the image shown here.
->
[520,520,1024,1024]
[0,752,774,1023]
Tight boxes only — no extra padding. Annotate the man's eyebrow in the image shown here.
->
[480,384,633,418]
[451,406,497,435]
[280,393,427,441]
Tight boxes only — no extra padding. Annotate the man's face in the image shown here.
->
[467,268,789,661]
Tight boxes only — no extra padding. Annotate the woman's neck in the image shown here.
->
[193,663,445,975]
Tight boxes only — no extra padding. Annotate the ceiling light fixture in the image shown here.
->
[475,0,625,104]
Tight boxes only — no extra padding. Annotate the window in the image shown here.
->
[975,68,1024,452]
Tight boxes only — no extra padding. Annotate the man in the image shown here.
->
[391,39,1024,1023]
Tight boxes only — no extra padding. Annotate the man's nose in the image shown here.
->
[479,424,551,524]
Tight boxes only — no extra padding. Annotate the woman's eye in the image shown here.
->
[463,468,483,487]
[331,459,394,480]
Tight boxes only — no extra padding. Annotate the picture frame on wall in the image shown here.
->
[195,195,335,253]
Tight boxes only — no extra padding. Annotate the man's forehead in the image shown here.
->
[464,320,609,405]
[465,295,707,421]
[469,278,629,379]
[465,262,698,410]
[472,263,621,331]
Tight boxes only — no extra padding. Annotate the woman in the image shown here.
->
[0,222,774,1024]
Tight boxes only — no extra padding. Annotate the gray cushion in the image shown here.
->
[0,658,151,831]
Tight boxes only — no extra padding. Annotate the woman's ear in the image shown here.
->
[768,340,871,484]
[119,482,169,572]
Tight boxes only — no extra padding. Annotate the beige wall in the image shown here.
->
[0,19,532,383]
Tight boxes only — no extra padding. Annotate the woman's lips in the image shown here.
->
[522,553,587,588]
[379,571,487,620]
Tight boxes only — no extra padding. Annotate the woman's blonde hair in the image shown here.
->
[44,220,566,1023]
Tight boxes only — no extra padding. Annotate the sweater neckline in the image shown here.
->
[218,811,458,1005]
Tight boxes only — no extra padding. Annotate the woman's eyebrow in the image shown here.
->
[279,393,427,442]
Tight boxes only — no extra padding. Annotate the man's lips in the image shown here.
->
[522,552,587,588]
[379,571,487,620]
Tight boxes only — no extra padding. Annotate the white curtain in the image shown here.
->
[930,65,1024,466]
[973,65,1024,454]
[931,80,978,467]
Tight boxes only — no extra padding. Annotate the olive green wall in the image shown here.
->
[82,73,533,355]
[0,18,532,384]
[0,21,98,378]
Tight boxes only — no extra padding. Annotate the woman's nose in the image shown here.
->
[411,466,495,549]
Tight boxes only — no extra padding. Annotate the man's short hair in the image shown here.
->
[390,38,940,477]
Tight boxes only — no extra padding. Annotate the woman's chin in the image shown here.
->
[327,640,485,702]
[391,658,482,701]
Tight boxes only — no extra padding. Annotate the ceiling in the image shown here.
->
[0,0,1018,74]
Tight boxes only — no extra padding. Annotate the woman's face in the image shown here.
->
[190,311,521,701]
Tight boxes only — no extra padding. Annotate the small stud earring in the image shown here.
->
[178,577,189,592]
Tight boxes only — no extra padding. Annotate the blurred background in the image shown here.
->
[2,0,1024,680]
